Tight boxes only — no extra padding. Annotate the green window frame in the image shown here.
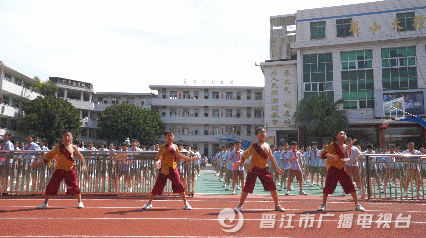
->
[341,50,374,109]
[381,46,417,90]
[303,53,334,101]
[396,12,415,32]
[336,18,352,37]
[310,21,326,39]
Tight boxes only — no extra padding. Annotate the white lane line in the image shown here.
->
[0,217,425,225]
[3,199,425,206]
[1,205,426,213]
[0,236,292,238]
[0,199,206,202]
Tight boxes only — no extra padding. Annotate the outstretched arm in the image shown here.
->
[176,149,198,162]
[32,146,59,169]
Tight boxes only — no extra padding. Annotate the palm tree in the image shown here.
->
[293,95,348,143]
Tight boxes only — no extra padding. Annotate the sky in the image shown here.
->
[0,0,378,93]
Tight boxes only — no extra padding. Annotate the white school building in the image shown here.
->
[149,85,264,157]
[261,0,426,148]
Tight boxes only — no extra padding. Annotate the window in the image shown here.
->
[226,109,232,118]
[236,126,241,136]
[204,108,209,117]
[247,107,251,118]
[182,126,189,135]
[15,78,22,86]
[226,92,233,100]
[310,21,326,39]
[193,126,199,135]
[212,126,220,135]
[182,108,189,117]
[396,12,415,32]
[194,91,199,99]
[254,109,262,118]
[247,90,251,100]
[204,89,209,99]
[255,92,262,100]
[111,98,120,105]
[236,92,241,100]
[169,125,177,134]
[194,108,199,117]
[170,91,177,99]
[161,106,166,117]
[247,125,252,136]
[161,89,166,99]
[4,73,11,81]
[303,53,334,101]
[341,50,374,109]
[226,126,233,134]
[212,109,219,118]
[212,91,219,99]
[336,18,352,37]
[3,96,9,105]
[183,91,190,99]
[98,97,103,104]
[381,46,417,90]
[170,107,177,117]
[204,125,209,135]
[236,109,241,118]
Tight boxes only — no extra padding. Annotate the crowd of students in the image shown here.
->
[0,132,208,196]
[212,136,426,199]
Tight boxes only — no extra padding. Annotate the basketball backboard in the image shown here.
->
[383,97,405,120]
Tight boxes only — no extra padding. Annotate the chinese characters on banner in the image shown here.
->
[259,213,411,229]
[269,68,294,127]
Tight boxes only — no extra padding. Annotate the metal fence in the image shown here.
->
[0,150,196,196]
[361,154,426,200]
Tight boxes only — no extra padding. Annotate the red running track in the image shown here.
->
[1,194,425,237]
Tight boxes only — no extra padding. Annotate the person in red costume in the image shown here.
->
[318,131,365,212]
[142,130,197,210]
[32,131,87,209]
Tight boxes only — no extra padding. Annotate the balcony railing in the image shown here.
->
[0,104,23,118]
[0,78,41,100]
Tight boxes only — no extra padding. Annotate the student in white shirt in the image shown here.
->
[319,142,328,189]
[0,133,14,186]
[39,139,49,151]
[285,141,307,196]
[345,137,362,195]
[230,141,244,194]
[402,141,423,197]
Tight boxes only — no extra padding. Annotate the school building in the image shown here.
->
[261,0,426,148]
[149,85,264,157]
[0,61,43,141]
[50,77,155,143]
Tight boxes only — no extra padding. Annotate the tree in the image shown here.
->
[293,95,348,142]
[19,96,82,146]
[97,104,165,146]
[31,76,57,96]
